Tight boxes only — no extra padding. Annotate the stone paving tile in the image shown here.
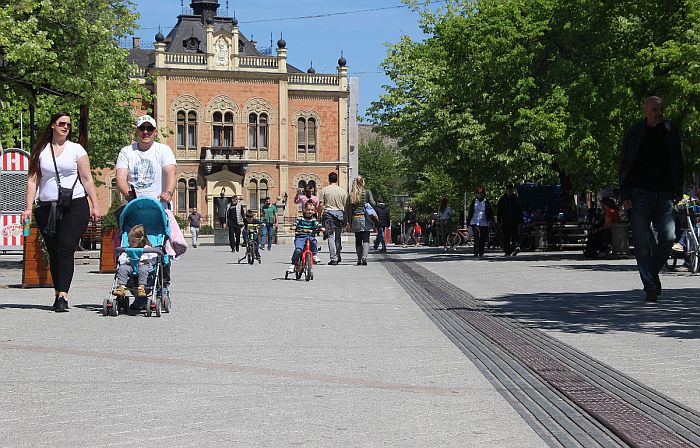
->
[0,245,545,447]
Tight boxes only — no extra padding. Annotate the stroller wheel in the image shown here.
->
[155,298,162,317]
[146,298,154,317]
[285,272,289,280]
[102,297,111,316]
[162,294,171,313]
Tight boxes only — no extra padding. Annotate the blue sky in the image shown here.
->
[130,1,429,119]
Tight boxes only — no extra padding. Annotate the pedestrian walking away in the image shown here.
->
[467,187,494,257]
[318,172,348,265]
[188,207,202,248]
[373,198,391,252]
[437,198,453,247]
[497,184,523,256]
[261,196,277,250]
[619,96,683,303]
[22,111,103,312]
[115,114,179,311]
[346,175,376,265]
[226,196,245,252]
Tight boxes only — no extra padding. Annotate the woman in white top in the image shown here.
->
[22,112,102,312]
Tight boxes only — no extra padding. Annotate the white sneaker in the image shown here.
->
[287,264,295,273]
[313,255,321,264]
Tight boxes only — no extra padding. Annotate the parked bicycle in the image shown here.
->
[446,227,474,252]
[667,204,700,273]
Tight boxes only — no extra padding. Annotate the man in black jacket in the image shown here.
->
[373,199,391,252]
[619,96,683,303]
[497,184,523,256]
[226,196,245,252]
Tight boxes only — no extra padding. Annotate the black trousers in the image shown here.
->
[228,223,241,251]
[34,196,90,293]
[501,222,519,255]
[471,225,489,256]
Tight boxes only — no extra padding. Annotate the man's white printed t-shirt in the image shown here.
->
[115,142,176,199]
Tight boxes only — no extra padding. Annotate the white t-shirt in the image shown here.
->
[37,141,87,202]
[115,142,177,199]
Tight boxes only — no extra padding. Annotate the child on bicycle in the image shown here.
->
[287,201,325,273]
[243,209,262,260]
[113,224,157,298]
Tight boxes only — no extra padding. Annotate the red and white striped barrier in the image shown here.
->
[1,148,30,251]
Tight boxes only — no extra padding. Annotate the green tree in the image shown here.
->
[371,0,700,203]
[0,0,148,168]
[358,135,408,218]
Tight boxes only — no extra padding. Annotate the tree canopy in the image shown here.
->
[0,0,147,168]
[370,0,700,200]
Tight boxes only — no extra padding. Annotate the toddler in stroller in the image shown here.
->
[113,224,157,299]
[103,197,170,317]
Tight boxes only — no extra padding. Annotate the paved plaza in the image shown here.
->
[1,242,698,447]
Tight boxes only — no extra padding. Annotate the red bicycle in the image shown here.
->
[286,229,318,281]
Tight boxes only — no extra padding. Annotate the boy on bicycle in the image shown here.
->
[243,209,262,260]
[287,201,325,273]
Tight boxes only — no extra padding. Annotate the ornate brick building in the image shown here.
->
[103,0,350,226]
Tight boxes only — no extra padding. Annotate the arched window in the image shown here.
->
[248,179,258,211]
[248,113,269,150]
[224,112,234,147]
[259,113,268,149]
[259,180,268,210]
[248,113,258,148]
[187,111,197,148]
[177,178,187,213]
[212,112,222,147]
[177,110,198,151]
[212,111,234,147]
[188,179,197,210]
[297,117,317,159]
[177,111,186,147]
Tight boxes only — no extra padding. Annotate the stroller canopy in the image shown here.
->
[119,197,170,242]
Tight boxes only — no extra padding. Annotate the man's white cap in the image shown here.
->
[135,115,157,128]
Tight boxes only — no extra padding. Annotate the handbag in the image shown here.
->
[364,202,379,225]
[50,142,79,213]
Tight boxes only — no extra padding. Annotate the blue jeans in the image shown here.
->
[629,188,675,291]
[292,236,317,264]
[374,226,386,250]
[261,223,274,249]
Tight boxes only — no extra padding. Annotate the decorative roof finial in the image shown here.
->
[338,50,347,67]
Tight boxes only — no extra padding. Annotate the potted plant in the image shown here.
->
[99,200,122,273]
[22,221,54,288]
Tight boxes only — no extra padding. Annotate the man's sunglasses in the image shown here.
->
[138,125,156,132]
[55,122,72,129]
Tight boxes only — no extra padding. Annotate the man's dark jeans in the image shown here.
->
[629,188,675,291]
[323,212,343,262]
[228,223,241,251]
[374,226,386,250]
[501,222,519,255]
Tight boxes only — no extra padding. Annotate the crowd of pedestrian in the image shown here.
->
[20,95,689,309]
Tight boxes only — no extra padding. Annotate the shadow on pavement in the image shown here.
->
[490,288,700,339]
[0,303,54,311]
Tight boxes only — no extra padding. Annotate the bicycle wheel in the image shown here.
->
[247,243,254,265]
[446,233,460,249]
[688,232,700,273]
[305,252,312,281]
